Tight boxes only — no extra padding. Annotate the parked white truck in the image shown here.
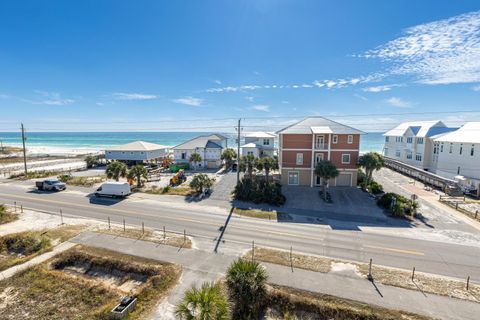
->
[35,179,67,191]
[94,182,131,198]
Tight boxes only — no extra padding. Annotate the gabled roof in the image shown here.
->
[173,135,223,150]
[205,133,229,140]
[276,117,364,135]
[383,121,448,137]
[244,132,276,138]
[434,122,480,144]
[106,141,168,152]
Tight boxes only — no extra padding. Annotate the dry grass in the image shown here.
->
[94,225,192,249]
[246,247,331,273]
[62,175,105,187]
[249,246,480,303]
[0,225,86,271]
[0,205,18,225]
[0,245,181,320]
[142,185,196,196]
[266,284,433,320]
[234,208,279,220]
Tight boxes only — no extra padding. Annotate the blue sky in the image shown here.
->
[1,0,480,132]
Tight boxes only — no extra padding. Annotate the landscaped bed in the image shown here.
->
[0,245,181,319]
[265,284,432,320]
[141,185,196,196]
[0,204,18,225]
[0,225,85,271]
[247,247,480,302]
[233,208,280,220]
[58,174,106,187]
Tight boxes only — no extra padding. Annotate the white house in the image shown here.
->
[173,134,227,169]
[241,132,276,158]
[383,121,456,171]
[105,141,168,163]
[433,122,480,191]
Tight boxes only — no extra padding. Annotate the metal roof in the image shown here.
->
[383,121,448,137]
[276,117,364,135]
[244,131,276,138]
[434,122,480,144]
[106,141,168,152]
[173,135,224,149]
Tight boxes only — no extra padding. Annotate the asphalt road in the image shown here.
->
[1,183,480,282]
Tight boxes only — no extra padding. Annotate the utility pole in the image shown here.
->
[21,123,28,177]
[236,118,241,185]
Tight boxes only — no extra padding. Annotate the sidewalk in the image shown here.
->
[72,231,480,320]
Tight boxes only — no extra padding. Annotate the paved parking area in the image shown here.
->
[282,186,385,219]
[206,171,238,201]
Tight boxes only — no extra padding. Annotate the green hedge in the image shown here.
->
[234,178,286,206]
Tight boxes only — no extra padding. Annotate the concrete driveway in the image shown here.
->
[207,171,238,202]
[282,186,385,219]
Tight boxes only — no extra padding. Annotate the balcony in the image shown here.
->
[314,143,328,150]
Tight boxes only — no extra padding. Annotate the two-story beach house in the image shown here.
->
[173,134,228,169]
[241,132,276,158]
[432,122,480,191]
[383,121,456,171]
[276,117,364,187]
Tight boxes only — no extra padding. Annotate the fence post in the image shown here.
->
[108,216,111,230]
[252,240,255,262]
[367,258,373,281]
[475,211,478,220]
[467,276,470,290]
[455,202,458,210]
[183,229,186,242]
[14,201,16,212]
[142,222,145,234]
[123,219,125,232]
[21,205,23,213]
[290,246,293,272]
[412,267,415,281]
[60,209,63,225]
[163,226,166,240]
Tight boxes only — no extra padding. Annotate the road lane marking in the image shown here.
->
[364,244,424,256]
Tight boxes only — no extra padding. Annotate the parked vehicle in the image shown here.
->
[94,182,131,198]
[35,179,67,191]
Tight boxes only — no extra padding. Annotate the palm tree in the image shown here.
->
[358,152,385,186]
[221,148,237,170]
[239,154,256,177]
[226,258,268,319]
[189,152,202,171]
[255,157,278,182]
[106,161,127,181]
[127,164,148,188]
[314,160,339,200]
[175,282,230,320]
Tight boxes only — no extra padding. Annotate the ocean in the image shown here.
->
[0,131,385,153]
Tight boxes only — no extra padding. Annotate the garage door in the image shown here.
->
[336,173,352,186]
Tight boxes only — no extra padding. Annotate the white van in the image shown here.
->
[95,182,131,198]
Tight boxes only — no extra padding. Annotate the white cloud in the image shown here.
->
[214,79,222,85]
[31,91,75,106]
[364,10,480,84]
[385,97,411,108]
[472,85,480,91]
[251,104,269,112]
[112,92,158,100]
[281,100,289,104]
[354,94,368,101]
[173,96,203,106]
[363,85,394,92]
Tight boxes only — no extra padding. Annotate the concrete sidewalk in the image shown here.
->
[72,231,480,320]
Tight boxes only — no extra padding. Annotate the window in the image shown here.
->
[449,143,453,153]
[247,151,254,156]
[440,143,444,152]
[347,135,353,144]
[296,153,303,165]
[288,171,299,185]
[385,136,389,142]
[417,137,424,144]
[415,153,422,161]
[395,150,401,157]
[181,152,186,160]
[332,135,338,144]
[341,154,351,164]
[395,137,404,143]
[315,153,324,164]
[315,135,325,149]
[406,152,412,160]
[457,166,461,175]
[384,148,388,156]
[471,145,475,156]
[459,144,463,155]
[407,137,413,144]
[263,139,270,145]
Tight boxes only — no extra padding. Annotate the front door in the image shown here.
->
[315,175,322,186]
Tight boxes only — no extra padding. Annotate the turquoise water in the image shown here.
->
[0,131,385,152]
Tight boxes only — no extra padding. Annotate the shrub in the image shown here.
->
[189,174,215,193]
[368,181,384,194]
[58,174,72,183]
[162,185,171,193]
[234,178,285,206]
[377,192,417,218]
[0,233,50,255]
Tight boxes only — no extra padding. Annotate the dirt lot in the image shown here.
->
[0,245,181,320]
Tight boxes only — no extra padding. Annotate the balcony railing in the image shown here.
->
[314,143,328,150]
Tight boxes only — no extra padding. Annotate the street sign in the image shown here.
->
[411,194,418,201]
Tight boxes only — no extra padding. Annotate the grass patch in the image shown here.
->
[234,208,279,220]
[9,170,64,180]
[58,174,105,187]
[266,284,432,320]
[142,185,196,196]
[0,245,181,320]
[0,204,18,224]
[0,225,85,271]
[248,247,480,303]
[94,225,192,249]
[245,247,331,273]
